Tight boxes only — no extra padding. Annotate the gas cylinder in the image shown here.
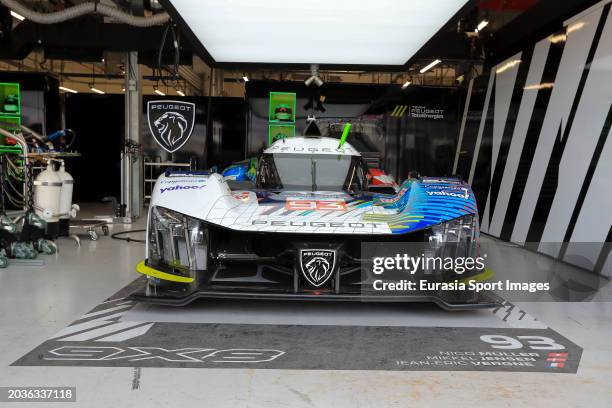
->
[56,161,75,237]
[33,161,62,223]
[56,161,74,219]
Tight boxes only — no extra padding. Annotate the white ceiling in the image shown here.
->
[169,0,467,65]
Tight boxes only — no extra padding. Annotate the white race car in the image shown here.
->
[131,136,497,309]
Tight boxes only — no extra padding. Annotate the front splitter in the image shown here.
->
[127,280,503,311]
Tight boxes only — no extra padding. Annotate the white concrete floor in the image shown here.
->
[0,210,611,407]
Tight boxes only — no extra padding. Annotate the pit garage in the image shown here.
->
[0,0,611,407]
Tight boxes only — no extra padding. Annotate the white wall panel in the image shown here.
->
[563,127,612,269]
[468,70,495,185]
[540,6,612,257]
[489,39,551,236]
[481,53,521,232]
[511,8,603,243]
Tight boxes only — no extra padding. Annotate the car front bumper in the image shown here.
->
[128,261,502,310]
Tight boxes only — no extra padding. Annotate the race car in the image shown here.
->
[130,136,498,309]
[366,168,399,195]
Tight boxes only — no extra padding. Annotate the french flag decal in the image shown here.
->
[545,352,568,368]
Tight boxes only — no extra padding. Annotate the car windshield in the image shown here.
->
[256,153,365,193]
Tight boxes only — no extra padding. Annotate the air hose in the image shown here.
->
[0,0,170,27]
[111,229,146,243]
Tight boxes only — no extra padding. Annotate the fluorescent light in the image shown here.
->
[176,90,185,96]
[90,87,105,94]
[154,88,165,96]
[567,21,585,34]
[167,0,467,65]
[59,86,78,94]
[549,22,586,44]
[401,80,411,89]
[10,10,25,21]
[549,33,567,44]
[419,59,441,74]
[495,59,521,74]
[242,75,249,82]
[476,19,488,32]
[524,82,554,90]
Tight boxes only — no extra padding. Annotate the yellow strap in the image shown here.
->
[135,260,195,283]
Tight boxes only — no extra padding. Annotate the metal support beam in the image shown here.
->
[121,51,142,221]
[212,68,224,96]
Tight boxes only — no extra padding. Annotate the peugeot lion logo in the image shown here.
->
[299,249,336,287]
[147,100,196,153]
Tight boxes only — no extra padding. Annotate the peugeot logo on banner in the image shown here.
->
[299,249,336,287]
[147,100,196,153]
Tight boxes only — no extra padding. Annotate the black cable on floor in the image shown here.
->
[111,229,146,243]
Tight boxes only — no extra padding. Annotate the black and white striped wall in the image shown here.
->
[454,0,612,276]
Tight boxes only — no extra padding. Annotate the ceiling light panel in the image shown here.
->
[168,0,467,65]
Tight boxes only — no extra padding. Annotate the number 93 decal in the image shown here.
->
[480,334,565,350]
[285,200,347,211]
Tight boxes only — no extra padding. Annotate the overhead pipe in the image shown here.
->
[304,64,323,87]
[0,0,170,27]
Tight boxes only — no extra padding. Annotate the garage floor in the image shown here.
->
[0,211,611,407]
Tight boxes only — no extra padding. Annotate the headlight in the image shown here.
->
[148,206,208,273]
[428,214,478,248]
[424,214,479,275]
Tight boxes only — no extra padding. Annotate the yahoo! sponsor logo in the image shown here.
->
[160,184,206,194]
[426,188,469,199]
